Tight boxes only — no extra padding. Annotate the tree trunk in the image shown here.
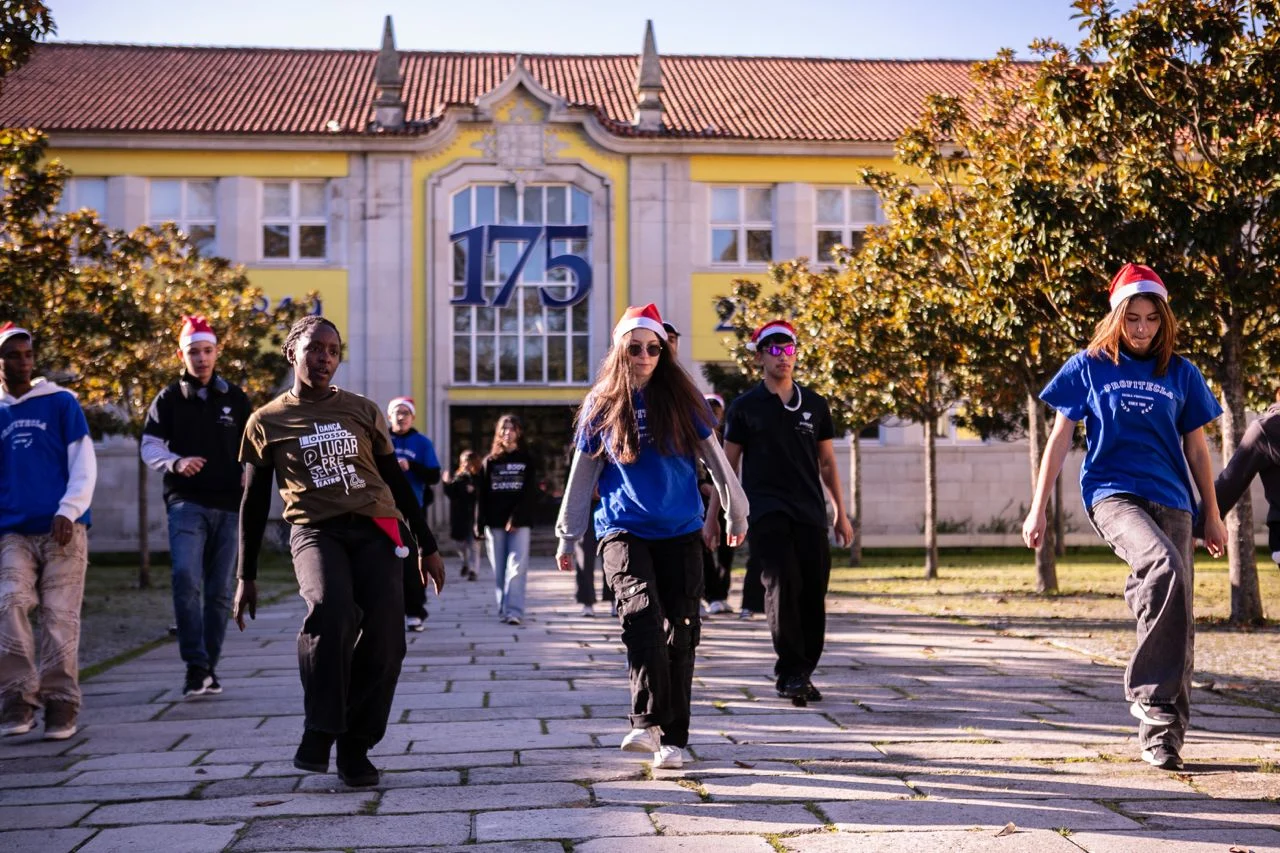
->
[137,453,151,589]
[1219,327,1262,623]
[923,413,938,580]
[849,432,863,566]
[1054,475,1067,557]
[1026,392,1059,592]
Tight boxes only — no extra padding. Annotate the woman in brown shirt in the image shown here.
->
[233,316,445,787]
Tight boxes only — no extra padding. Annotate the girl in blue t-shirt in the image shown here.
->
[1022,264,1227,773]
[555,304,749,771]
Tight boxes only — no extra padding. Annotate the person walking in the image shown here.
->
[1200,387,1280,566]
[556,304,748,770]
[441,450,482,581]
[232,316,444,787]
[1022,263,1227,772]
[477,414,539,625]
[141,315,251,698]
[700,394,735,615]
[708,320,853,703]
[0,323,97,741]
[386,396,441,632]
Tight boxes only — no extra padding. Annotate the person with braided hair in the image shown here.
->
[233,315,445,787]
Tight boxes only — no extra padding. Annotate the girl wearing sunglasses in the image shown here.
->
[556,304,748,770]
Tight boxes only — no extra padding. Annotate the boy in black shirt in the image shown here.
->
[708,320,852,702]
[141,316,251,698]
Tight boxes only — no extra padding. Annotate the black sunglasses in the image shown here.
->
[626,342,664,358]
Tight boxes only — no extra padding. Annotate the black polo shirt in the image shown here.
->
[143,374,252,512]
[724,381,833,528]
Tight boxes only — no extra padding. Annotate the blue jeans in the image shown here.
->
[167,501,238,673]
[486,526,531,619]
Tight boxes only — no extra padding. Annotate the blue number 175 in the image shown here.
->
[449,225,592,308]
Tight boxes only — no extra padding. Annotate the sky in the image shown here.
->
[47,0,1110,59]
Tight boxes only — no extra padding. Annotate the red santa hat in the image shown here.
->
[1108,264,1168,311]
[0,322,32,349]
[179,315,217,349]
[387,396,415,417]
[613,304,668,344]
[746,319,798,352]
[371,517,411,559]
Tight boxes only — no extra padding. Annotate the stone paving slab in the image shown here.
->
[4,557,1279,851]
[1066,828,1280,852]
[0,828,95,853]
[77,823,243,853]
[230,813,472,850]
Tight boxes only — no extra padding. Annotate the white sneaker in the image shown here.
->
[620,725,662,753]
[405,616,424,632]
[653,745,685,769]
[580,604,595,617]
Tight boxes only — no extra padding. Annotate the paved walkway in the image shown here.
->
[2,559,1279,852]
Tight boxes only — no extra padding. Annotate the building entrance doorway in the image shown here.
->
[448,404,578,526]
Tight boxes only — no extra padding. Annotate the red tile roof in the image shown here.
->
[0,43,979,142]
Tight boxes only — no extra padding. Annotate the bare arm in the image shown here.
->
[1021,412,1076,549]
[1184,427,1226,558]
[816,438,852,546]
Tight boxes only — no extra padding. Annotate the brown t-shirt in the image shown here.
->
[239,388,401,525]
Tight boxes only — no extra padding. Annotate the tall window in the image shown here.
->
[55,177,107,217]
[815,187,882,261]
[262,180,327,261]
[450,184,593,385]
[149,179,217,255]
[710,186,773,265]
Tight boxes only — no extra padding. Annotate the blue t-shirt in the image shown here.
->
[0,388,93,534]
[1040,350,1221,515]
[578,392,712,541]
[390,429,440,507]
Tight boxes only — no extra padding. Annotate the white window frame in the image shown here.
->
[709,185,774,266]
[449,182,593,387]
[814,186,883,263]
[55,177,108,217]
[148,178,218,255]
[260,179,328,262]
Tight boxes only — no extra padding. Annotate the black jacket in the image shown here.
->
[142,374,251,512]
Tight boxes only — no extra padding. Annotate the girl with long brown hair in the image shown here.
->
[1022,264,1226,773]
[476,413,539,625]
[556,304,749,770]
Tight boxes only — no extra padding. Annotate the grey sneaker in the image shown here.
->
[43,701,78,741]
[0,698,35,736]
[1141,743,1183,771]
[1130,701,1178,727]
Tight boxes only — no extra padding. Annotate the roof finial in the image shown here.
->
[633,19,664,132]
[373,15,405,131]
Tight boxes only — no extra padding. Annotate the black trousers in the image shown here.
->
[289,517,406,747]
[400,509,429,620]
[740,549,765,613]
[601,530,703,748]
[573,521,614,606]
[749,512,831,680]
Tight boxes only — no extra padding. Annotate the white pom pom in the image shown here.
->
[395,546,410,558]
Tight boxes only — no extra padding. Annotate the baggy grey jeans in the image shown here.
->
[0,525,90,711]
[1088,494,1194,751]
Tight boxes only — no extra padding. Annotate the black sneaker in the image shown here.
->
[1130,701,1178,727]
[182,666,213,699]
[336,738,380,787]
[1141,743,1184,771]
[293,729,335,773]
[777,676,808,700]
[205,672,223,695]
[803,680,824,702]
